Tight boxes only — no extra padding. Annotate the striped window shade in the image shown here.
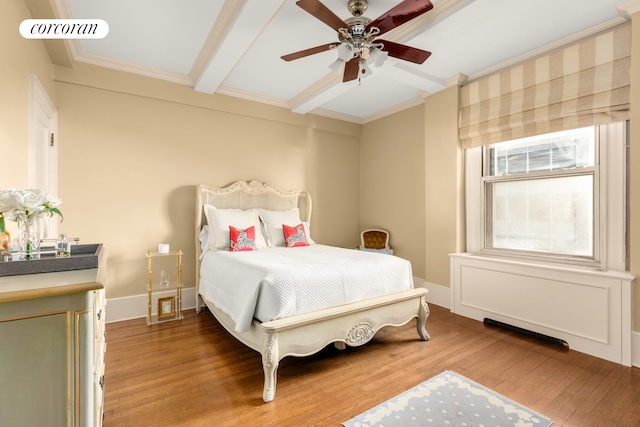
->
[459,23,631,149]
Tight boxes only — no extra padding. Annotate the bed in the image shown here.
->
[195,181,429,402]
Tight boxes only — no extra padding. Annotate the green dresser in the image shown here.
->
[0,250,106,426]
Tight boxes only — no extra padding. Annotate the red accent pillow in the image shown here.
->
[229,226,256,251]
[282,223,309,248]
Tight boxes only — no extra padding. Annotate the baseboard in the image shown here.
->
[415,278,450,310]
[106,287,197,323]
[107,280,449,323]
[633,331,640,368]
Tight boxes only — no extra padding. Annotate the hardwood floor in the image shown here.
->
[102,304,640,426]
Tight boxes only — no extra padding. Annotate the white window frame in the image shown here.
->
[465,122,628,271]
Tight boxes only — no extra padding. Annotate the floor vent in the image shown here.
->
[483,318,569,349]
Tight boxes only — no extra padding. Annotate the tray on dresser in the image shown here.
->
[0,244,103,277]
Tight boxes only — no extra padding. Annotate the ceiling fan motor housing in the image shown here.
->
[341,17,375,57]
[345,17,372,35]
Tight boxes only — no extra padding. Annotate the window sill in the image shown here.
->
[453,252,634,281]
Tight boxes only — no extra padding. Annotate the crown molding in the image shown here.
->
[311,108,362,124]
[362,95,427,124]
[73,52,193,86]
[216,85,290,109]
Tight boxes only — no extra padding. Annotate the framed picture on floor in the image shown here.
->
[158,296,176,320]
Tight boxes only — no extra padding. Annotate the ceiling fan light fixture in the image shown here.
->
[369,47,388,67]
[336,42,354,61]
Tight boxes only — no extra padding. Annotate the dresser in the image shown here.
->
[0,249,106,426]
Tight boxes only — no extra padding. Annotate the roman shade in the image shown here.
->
[459,23,631,149]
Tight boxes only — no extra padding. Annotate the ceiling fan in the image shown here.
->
[281,0,433,82]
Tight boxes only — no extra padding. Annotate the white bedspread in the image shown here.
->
[199,244,414,332]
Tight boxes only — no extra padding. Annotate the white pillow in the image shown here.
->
[258,208,314,247]
[204,205,267,250]
[199,225,210,254]
[302,221,316,245]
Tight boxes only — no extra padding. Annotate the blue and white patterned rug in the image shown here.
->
[343,370,552,427]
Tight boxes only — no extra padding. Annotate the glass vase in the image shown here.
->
[17,215,41,260]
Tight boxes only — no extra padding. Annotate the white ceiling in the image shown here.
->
[57,0,629,123]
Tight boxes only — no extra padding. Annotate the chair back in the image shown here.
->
[360,229,390,250]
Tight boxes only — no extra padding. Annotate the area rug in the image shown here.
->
[343,370,552,427]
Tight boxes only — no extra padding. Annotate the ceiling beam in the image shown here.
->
[192,0,286,94]
[290,72,357,115]
[375,60,446,92]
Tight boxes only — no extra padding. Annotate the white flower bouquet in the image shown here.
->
[0,188,63,233]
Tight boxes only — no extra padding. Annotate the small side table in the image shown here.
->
[146,249,183,325]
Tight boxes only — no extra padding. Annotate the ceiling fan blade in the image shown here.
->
[377,39,431,64]
[281,43,338,61]
[367,0,434,36]
[343,57,360,82]
[296,0,348,32]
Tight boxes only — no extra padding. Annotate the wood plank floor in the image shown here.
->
[102,304,640,426]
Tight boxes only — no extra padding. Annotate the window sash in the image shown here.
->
[483,170,597,262]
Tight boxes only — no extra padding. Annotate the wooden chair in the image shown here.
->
[360,229,393,254]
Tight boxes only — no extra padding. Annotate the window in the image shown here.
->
[485,127,597,261]
[466,122,627,270]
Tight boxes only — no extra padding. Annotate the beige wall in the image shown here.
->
[424,86,462,288]
[359,92,461,287]
[360,105,426,278]
[1,0,54,189]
